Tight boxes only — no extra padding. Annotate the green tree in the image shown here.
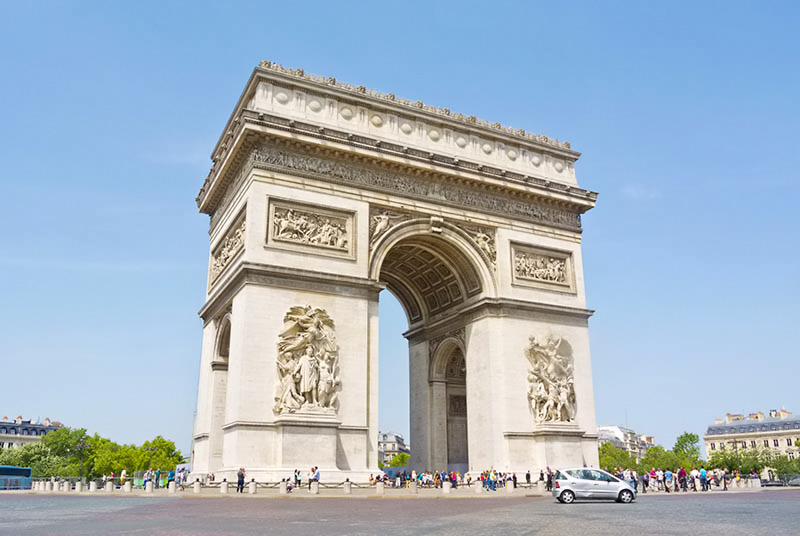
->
[389,453,410,467]
[135,436,182,472]
[672,432,701,468]
[639,445,678,472]
[598,442,637,472]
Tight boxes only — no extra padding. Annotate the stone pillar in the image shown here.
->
[105,481,113,493]
[343,481,352,495]
[429,380,448,470]
[193,480,201,494]
[48,481,55,492]
[89,481,98,492]
[279,481,288,495]
[442,482,450,494]
[75,481,83,493]
[168,481,176,493]
[145,481,154,493]
[248,480,257,494]
[310,481,319,494]
[123,481,132,493]
[375,482,384,495]
[220,481,228,494]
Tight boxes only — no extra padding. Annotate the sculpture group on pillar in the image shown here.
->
[525,335,577,424]
[274,306,341,414]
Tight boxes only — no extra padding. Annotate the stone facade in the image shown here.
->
[0,416,62,450]
[597,425,655,462]
[191,62,599,482]
[377,432,410,466]
[705,409,800,460]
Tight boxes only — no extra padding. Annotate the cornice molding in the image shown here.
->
[198,261,383,322]
[210,61,579,164]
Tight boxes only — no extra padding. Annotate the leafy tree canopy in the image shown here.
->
[389,453,409,467]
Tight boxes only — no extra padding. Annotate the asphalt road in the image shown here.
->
[2,490,798,536]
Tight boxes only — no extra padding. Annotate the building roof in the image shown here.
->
[705,414,800,436]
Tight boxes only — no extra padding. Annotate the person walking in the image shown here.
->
[237,467,245,493]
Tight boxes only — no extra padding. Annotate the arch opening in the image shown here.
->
[376,231,484,473]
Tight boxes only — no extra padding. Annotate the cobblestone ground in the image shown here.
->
[2,489,798,536]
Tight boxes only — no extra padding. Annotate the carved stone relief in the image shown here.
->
[251,146,582,230]
[524,335,576,424]
[274,306,340,415]
[209,212,246,285]
[511,243,574,292]
[460,224,497,267]
[267,200,354,258]
[448,395,467,416]
[368,207,410,247]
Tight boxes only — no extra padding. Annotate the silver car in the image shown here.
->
[552,468,636,504]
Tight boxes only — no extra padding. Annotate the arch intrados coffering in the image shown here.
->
[370,219,496,324]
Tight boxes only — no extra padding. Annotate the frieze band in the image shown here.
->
[251,146,582,231]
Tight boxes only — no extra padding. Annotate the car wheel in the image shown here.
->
[618,489,634,503]
[559,490,575,504]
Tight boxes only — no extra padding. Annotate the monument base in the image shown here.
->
[505,422,598,470]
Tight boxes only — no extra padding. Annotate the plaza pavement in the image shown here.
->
[2,485,796,536]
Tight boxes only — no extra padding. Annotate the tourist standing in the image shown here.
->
[237,467,245,493]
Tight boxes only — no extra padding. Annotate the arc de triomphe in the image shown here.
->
[191,62,599,481]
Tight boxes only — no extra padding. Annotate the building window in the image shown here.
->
[787,438,793,447]
[773,439,779,447]
[720,443,725,450]
[740,441,746,448]
[790,453,795,460]
[7,442,11,448]
[710,443,715,450]
[764,439,769,447]
[750,440,756,448]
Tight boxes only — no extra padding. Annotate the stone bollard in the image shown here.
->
[343,481,352,495]
[442,482,451,494]
[506,481,514,493]
[105,481,113,493]
[249,480,257,494]
[220,481,228,494]
[145,481,154,493]
[279,481,288,494]
[310,481,320,495]
[36,481,42,492]
[193,480,201,494]
[168,481,176,494]
[75,481,83,493]
[410,481,418,494]
[376,481,385,495]
[89,481,98,492]
[123,481,132,493]
[475,482,483,494]
[64,481,71,492]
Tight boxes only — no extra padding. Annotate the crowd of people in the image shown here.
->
[368,469,554,490]
[606,467,755,493]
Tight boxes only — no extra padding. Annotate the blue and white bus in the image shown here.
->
[0,465,33,490]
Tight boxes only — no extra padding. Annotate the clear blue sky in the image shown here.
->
[2,2,798,458]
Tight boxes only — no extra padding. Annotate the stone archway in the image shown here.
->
[191,63,600,482]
